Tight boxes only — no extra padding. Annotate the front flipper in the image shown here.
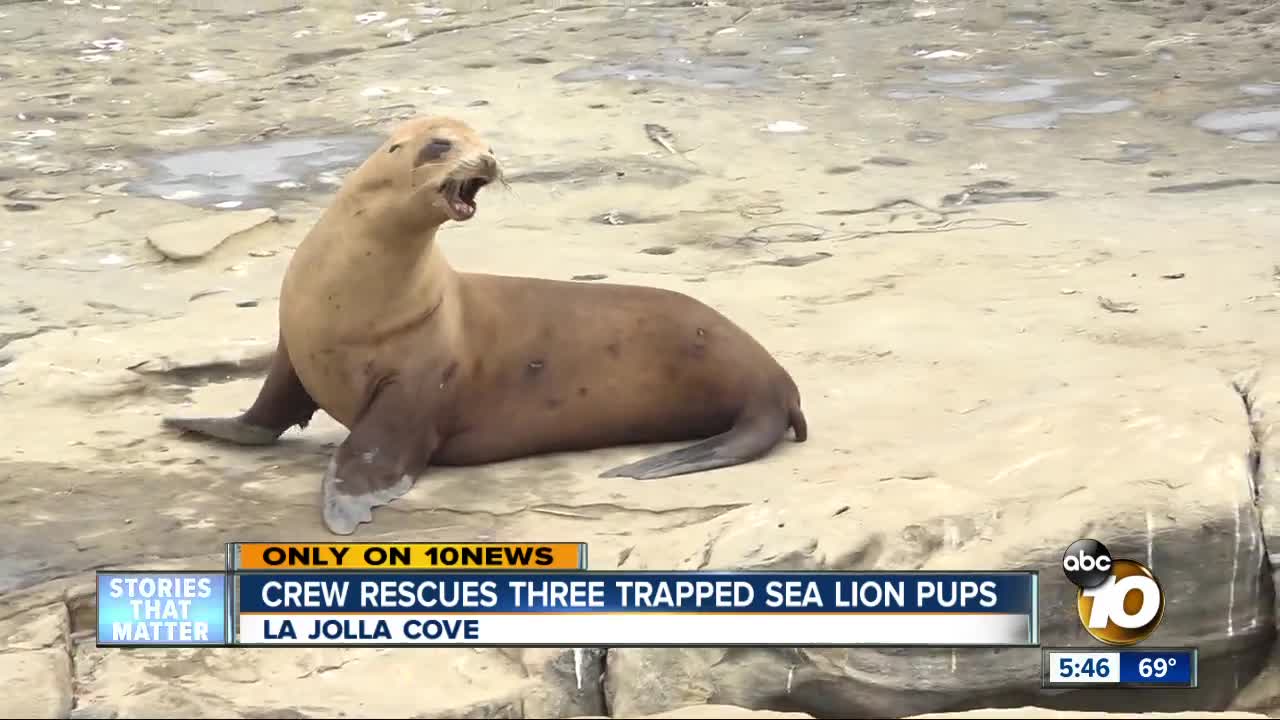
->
[321,384,436,535]
[163,335,319,447]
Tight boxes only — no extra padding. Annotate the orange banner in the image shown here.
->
[234,542,585,571]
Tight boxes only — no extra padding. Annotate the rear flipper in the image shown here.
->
[321,383,436,535]
[162,416,282,446]
[163,335,319,447]
[600,400,804,480]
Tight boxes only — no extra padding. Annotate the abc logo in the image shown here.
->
[1061,538,1165,646]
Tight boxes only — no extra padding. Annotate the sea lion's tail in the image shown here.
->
[599,394,805,481]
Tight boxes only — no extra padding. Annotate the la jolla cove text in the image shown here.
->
[260,615,480,642]
[236,572,1036,615]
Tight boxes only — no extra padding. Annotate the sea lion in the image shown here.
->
[163,115,808,535]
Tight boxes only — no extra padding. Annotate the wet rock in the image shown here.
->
[282,74,320,88]
[1080,143,1164,165]
[555,54,761,89]
[867,155,912,167]
[595,211,670,226]
[146,208,277,261]
[506,158,695,189]
[910,710,1268,719]
[130,135,381,209]
[282,47,363,70]
[1149,178,1279,194]
[1193,105,1280,142]
[6,188,66,201]
[941,186,1057,206]
[1242,82,1280,97]
[1055,97,1136,115]
[32,162,71,176]
[906,130,946,143]
[604,367,1272,717]
[758,252,832,267]
[976,110,1060,130]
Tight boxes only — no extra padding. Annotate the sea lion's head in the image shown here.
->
[352,115,502,229]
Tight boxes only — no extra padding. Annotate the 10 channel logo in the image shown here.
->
[1062,538,1165,646]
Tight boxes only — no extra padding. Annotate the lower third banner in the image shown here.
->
[232,571,1039,647]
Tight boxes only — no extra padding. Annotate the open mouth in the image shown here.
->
[443,176,489,221]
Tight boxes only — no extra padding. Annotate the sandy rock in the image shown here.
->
[606,364,1272,718]
[1242,366,1280,598]
[515,648,608,718]
[124,340,276,378]
[3,0,1280,716]
[1233,366,1280,717]
[0,650,74,719]
[0,604,74,719]
[909,708,1270,718]
[145,208,277,261]
[2,604,69,648]
[575,705,814,719]
[70,644,600,718]
[1232,644,1280,715]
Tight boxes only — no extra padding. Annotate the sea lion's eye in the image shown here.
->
[416,138,453,166]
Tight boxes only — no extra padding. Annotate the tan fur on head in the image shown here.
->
[342,115,501,231]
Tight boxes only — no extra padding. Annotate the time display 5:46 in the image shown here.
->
[1048,652,1122,684]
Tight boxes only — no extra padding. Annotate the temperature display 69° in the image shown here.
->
[1041,647,1198,689]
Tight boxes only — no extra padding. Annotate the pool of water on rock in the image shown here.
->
[127,134,384,209]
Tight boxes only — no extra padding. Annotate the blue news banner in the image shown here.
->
[1119,651,1196,685]
[98,570,1040,648]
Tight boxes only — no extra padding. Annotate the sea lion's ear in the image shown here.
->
[388,143,402,153]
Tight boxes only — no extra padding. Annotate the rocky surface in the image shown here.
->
[1,0,1279,718]
[577,706,814,719]
[145,208,278,261]
[909,709,1271,719]
[586,709,1275,720]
